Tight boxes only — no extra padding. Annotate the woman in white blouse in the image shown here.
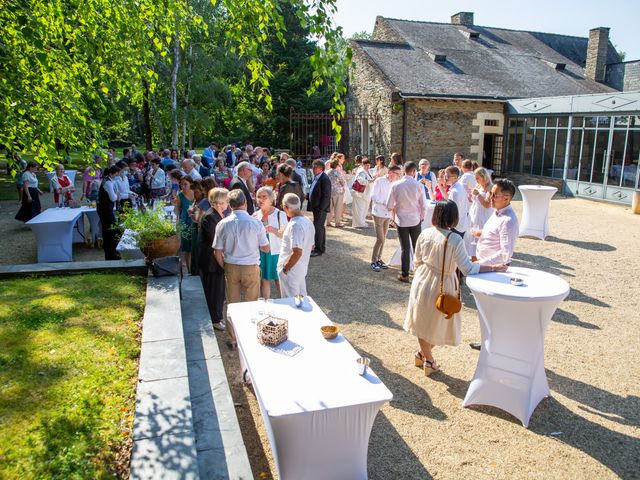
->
[253,186,288,299]
[468,167,494,257]
[148,158,166,198]
[15,161,44,222]
[351,157,374,228]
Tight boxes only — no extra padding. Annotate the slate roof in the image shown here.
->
[353,18,619,99]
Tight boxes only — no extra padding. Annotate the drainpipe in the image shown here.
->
[402,99,408,161]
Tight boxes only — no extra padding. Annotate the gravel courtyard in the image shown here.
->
[219,195,640,480]
[2,191,638,479]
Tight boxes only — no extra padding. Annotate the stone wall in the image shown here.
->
[606,60,640,91]
[345,41,397,159]
[402,99,504,168]
[372,17,404,43]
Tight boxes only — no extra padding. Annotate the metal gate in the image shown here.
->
[289,109,378,164]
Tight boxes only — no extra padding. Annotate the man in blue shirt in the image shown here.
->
[202,142,216,167]
[161,149,175,170]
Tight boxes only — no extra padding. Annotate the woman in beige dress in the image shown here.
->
[404,199,506,375]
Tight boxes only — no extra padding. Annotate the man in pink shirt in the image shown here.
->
[469,178,518,351]
[386,161,426,283]
[472,178,519,265]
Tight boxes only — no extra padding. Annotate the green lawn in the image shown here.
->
[0,273,146,479]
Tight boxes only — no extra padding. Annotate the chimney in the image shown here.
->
[451,12,474,27]
[585,27,610,82]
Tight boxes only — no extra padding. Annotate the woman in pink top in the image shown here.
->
[81,156,103,201]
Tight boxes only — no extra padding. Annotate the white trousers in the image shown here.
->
[278,270,307,297]
[351,192,370,228]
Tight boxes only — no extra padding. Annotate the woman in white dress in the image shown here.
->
[350,157,373,228]
[468,167,494,257]
[404,200,505,375]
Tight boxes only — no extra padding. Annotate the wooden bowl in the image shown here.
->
[320,325,340,340]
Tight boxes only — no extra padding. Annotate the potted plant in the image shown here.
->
[119,205,180,260]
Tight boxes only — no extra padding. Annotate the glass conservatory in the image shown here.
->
[505,92,640,204]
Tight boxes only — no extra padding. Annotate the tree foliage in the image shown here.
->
[0,0,201,169]
[0,0,350,169]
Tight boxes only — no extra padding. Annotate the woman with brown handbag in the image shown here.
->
[403,199,506,375]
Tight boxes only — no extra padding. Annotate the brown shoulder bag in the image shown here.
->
[435,232,462,319]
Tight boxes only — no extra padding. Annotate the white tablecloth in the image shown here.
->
[463,267,569,427]
[26,206,97,262]
[388,201,437,269]
[518,185,557,240]
[116,228,146,260]
[227,297,393,480]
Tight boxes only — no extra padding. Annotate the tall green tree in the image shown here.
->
[0,0,350,169]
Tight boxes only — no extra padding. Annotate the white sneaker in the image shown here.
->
[213,322,226,331]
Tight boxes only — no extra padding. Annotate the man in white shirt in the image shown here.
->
[277,193,315,297]
[370,165,401,272]
[182,159,202,180]
[213,189,269,311]
[386,161,427,282]
[446,165,471,250]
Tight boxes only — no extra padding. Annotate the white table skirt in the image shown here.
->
[518,185,557,240]
[464,267,569,427]
[228,297,393,480]
[116,228,146,260]
[26,206,97,262]
[388,201,437,269]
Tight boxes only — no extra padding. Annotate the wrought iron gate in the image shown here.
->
[289,109,378,164]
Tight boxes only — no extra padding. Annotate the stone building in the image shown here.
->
[346,12,640,204]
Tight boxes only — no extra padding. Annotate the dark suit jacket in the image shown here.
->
[198,209,224,273]
[228,176,254,214]
[276,180,304,211]
[307,172,331,212]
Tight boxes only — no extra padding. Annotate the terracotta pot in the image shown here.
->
[142,234,180,260]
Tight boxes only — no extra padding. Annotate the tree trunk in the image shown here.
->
[170,26,181,150]
[149,91,165,145]
[143,80,153,151]
[183,44,192,152]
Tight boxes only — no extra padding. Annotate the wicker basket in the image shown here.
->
[257,316,288,346]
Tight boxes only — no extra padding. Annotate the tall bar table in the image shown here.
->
[518,185,557,240]
[463,267,570,427]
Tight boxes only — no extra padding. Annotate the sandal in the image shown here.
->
[424,359,440,376]
[414,351,425,368]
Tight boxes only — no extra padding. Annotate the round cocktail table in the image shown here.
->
[463,267,570,427]
[518,185,557,240]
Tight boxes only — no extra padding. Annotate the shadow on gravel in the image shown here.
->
[530,371,640,479]
[552,308,601,330]
[546,236,616,252]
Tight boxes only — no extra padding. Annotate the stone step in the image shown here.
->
[180,275,253,480]
[130,275,199,480]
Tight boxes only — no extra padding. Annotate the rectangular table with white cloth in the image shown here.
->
[26,206,98,262]
[463,267,570,427]
[227,297,393,480]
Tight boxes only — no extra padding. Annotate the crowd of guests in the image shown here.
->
[13,143,520,376]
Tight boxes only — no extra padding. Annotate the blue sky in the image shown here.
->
[334,0,640,60]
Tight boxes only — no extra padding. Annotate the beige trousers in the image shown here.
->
[224,263,261,304]
[371,215,391,263]
[326,193,345,227]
